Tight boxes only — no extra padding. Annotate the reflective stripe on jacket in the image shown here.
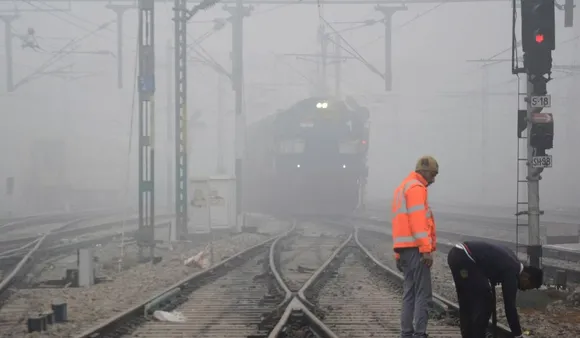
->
[391,171,437,257]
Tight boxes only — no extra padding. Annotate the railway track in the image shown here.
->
[353,213,580,262]
[75,221,511,338]
[0,214,173,307]
[354,213,580,262]
[0,209,122,235]
[352,216,580,286]
[356,228,580,338]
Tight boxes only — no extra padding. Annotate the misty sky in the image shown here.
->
[0,0,578,214]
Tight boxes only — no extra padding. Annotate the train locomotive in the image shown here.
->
[244,96,370,216]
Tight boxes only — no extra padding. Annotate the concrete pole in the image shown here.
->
[375,5,407,91]
[0,15,17,92]
[334,31,342,98]
[106,4,134,89]
[216,73,225,174]
[166,39,174,213]
[526,75,543,268]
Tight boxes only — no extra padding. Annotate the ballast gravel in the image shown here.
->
[358,231,580,338]
[0,228,286,338]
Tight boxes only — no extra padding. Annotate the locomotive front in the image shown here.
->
[272,98,370,216]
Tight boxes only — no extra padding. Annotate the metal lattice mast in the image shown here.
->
[137,0,156,262]
[174,0,188,239]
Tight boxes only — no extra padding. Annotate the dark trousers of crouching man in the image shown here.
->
[398,247,432,338]
[447,247,494,338]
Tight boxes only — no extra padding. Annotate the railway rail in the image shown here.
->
[357,227,580,338]
[352,215,580,286]
[0,209,123,235]
[353,213,580,263]
[75,221,510,338]
[0,214,172,306]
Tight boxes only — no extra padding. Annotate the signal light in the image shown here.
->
[530,113,554,151]
[521,0,555,52]
[523,49,552,75]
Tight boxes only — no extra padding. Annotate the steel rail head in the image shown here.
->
[267,298,340,338]
[352,227,450,311]
[297,233,353,303]
[352,227,514,337]
[0,237,43,258]
[52,217,91,233]
[0,234,48,295]
[50,214,172,239]
[0,216,99,259]
[73,232,286,338]
[1,212,167,301]
[268,222,297,303]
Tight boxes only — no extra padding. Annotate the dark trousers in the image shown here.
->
[447,247,494,338]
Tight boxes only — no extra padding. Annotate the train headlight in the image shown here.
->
[342,164,346,168]
[316,102,329,109]
[296,164,301,168]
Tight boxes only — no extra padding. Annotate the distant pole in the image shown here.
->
[0,14,17,92]
[233,0,245,231]
[166,39,174,212]
[224,0,252,231]
[316,25,328,96]
[216,73,226,174]
[481,65,489,202]
[321,29,328,96]
[334,31,342,98]
[106,4,134,89]
[375,5,407,91]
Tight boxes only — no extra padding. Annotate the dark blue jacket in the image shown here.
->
[463,241,523,336]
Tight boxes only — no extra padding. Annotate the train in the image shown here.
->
[243,96,370,216]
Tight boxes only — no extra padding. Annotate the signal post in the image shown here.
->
[516,0,556,268]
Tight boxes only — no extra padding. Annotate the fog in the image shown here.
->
[0,0,578,215]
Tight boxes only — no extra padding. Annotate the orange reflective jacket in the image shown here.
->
[391,172,437,258]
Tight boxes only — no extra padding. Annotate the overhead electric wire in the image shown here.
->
[14,19,113,89]
[24,0,116,34]
[359,2,448,49]
[321,17,384,80]
[252,3,295,16]
[186,32,231,79]
[270,51,316,86]
[334,18,384,34]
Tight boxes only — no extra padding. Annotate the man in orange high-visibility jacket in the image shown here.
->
[392,155,438,338]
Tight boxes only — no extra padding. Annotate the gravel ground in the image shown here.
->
[315,251,461,337]
[358,232,580,338]
[278,232,346,291]
[0,221,289,338]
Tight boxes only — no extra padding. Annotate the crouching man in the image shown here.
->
[447,241,543,338]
